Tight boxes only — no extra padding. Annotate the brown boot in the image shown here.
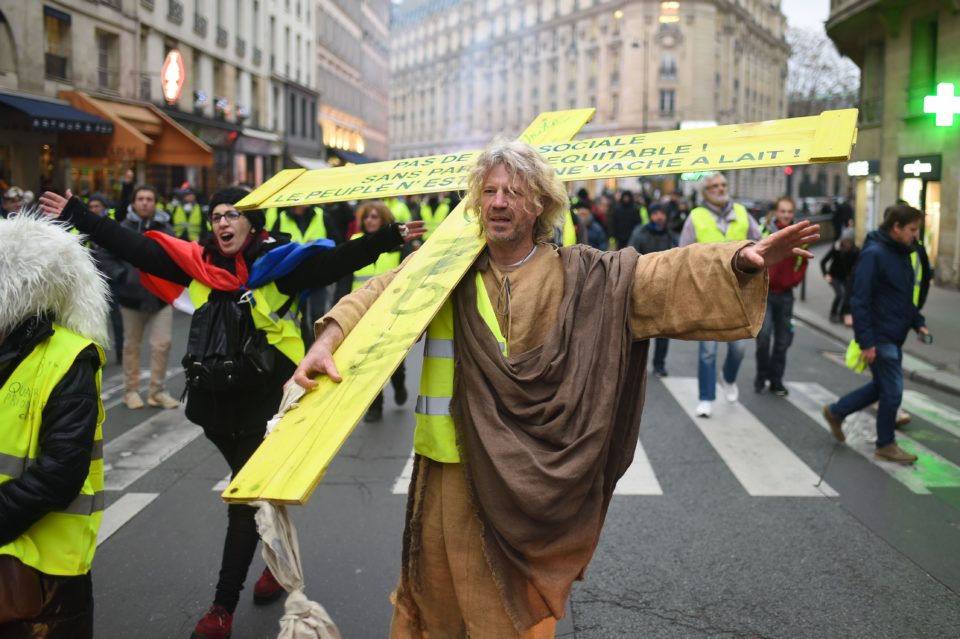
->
[821,405,845,442]
[874,443,918,465]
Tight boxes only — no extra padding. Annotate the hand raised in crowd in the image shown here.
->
[291,322,345,389]
[397,220,427,243]
[736,220,820,271]
[38,189,74,219]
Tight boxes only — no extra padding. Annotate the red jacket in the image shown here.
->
[767,221,808,293]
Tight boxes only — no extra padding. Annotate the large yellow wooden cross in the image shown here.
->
[226,108,858,505]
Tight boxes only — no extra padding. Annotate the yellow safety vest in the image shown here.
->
[188,280,305,364]
[386,198,412,223]
[910,251,922,307]
[419,200,450,239]
[562,209,578,246]
[0,326,105,576]
[265,207,328,244]
[639,206,650,226]
[172,203,204,241]
[350,232,401,291]
[414,272,506,463]
[846,250,924,374]
[690,203,749,243]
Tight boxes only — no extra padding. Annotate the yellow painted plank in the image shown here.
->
[236,110,858,211]
[235,168,305,211]
[224,109,596,504]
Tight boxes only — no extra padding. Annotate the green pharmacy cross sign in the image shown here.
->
[924,82,960,127]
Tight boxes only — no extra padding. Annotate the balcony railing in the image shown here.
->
[167,0,183,24]
[194,13,207,37]
[216,26,228,47]
[45,53,69,80]
[97,66,119,91]
[235,37,246,58]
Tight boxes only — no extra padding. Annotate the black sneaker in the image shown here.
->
[754,377,766,393]
[653,368,668,378]
[394,386,408,406]
[769,382,789,397]
[363,406,383,423]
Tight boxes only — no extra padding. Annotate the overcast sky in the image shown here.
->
[781,0,830,31]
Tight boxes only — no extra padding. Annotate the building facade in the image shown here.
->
[828,0,960,287]
[0,0,346,201]
[315,0,391,163]
[389,0,790,201]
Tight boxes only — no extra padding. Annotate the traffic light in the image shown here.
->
[784,166,794,176]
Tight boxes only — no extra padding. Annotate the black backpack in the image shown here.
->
[181,289,279,392]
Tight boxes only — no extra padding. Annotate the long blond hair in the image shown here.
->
[462,137,568,244]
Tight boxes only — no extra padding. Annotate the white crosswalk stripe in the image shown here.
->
[901,389,960,439]
[98,492,159,546]
[661,377,836,497]
[786,382,960,494]
[103,407,202,491]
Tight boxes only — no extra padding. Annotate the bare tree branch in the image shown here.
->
[787,27,860,100]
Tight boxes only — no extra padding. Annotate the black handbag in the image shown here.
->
[181,289,279,392]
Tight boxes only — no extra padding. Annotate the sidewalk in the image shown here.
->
[792,241,960,397]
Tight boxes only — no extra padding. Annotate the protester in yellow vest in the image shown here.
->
[171,188,206,241]
[0,213,109,638]
[264,204,344,345]
[38,187,425,639]
[294,141,814,635]
[679,172,764,418]
[385,196,413,223]
[418,193,451,241]
[351,201,407,422]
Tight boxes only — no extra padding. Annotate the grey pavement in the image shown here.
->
[793,240,960,397]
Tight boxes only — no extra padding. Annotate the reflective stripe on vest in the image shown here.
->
[414,271,506,463]
[350,232,402,291]
[265,207,328,244]
[690,204,749,243]
[0,326,105,576]
[188,280,305,364]
[172,204,204,241]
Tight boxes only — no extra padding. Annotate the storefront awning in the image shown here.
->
[59,90,213,166]
[326,147,374,165]
[0,92,113,134]
[291,155,330,170]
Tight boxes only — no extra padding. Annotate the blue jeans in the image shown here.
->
[653,338,669,372]
[829,342,903,448]
[755,291,794,385]
[698,340,746,401]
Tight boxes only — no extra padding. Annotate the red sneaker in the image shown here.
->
[253,567,284,605]
[190,603,232,639]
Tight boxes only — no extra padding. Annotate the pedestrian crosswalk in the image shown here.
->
[98,376,960,545]
[786,382,960,495]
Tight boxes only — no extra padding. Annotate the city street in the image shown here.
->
[92,302,960,638]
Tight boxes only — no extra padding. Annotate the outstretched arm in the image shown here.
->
[38,191,189,284]
[735,220,820,271]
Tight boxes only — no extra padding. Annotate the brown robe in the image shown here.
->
[319,241,767,633]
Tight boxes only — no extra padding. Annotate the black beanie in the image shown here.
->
[207,186,264,231]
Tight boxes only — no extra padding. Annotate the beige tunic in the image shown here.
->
[319,240,767,351]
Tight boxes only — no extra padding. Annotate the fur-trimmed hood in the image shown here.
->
[0,211,110,346]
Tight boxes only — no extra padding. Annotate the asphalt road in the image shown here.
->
[91,310,960,638]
